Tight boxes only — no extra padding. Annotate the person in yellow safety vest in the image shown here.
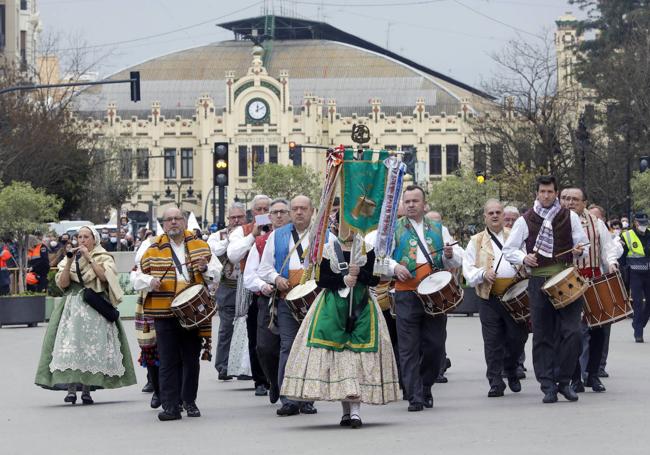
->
[620,212,650,342]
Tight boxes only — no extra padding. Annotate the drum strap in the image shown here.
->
[487,229,503,250]
[291,228,305,261]
[410,222,436,270]
[169,246,189,282]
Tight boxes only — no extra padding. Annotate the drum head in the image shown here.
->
[286,283,305,301]
[171,284,204,307]
[418,271,452,294]
[302,279,318,294]
[502,279,529,300]
[543,267,575,289]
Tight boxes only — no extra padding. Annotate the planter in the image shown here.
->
[0,295,46,328]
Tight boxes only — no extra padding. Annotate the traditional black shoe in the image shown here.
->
[571,381,585,393]
[508,377,522,393]
[141,381,154,393]
[445,357,452,370]
[340,414,351,427]
[158,409,182,421]
[183,402,201,417]
[218,372,234,380]
[586,375,606,392]
[488,386,505,398]
[64,392,77,404]
[423,396,434,408]
[255,384,268,396]
[350,414,363,429]
[542,391,558,403]
[635,336,644,343]
[515,366,526,380]
[237,374,253,381]
[598,369,609,378]
[300,403,318,414]
[269,384,280,404]
[276,403,300,416]
[150,393,161,409]
[434,374,448,384]
[558,384,579,402]
[81,392,94,405]
[408,403,424,412]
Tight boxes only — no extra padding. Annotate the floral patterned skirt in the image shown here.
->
[281,292,400,404]
[227,316,251,376]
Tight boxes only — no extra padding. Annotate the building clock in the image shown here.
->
[246,98,270,124]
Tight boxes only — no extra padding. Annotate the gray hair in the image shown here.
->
[503,205,520,215]
[270,197,289,207]
[228,202,246,213]
[251,194,271,208]
[483,198,503,211]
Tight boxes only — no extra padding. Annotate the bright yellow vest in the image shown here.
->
[623,230,645,257]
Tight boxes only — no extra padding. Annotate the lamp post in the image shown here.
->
[234,189,255,211]
[164,180,194,209]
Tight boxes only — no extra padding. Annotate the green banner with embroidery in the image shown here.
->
[341,148,389,234]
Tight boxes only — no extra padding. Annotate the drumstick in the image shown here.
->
[159,259,196,281]
[413,242,460,272]
[553,243,590,259]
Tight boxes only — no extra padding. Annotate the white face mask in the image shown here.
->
[72,240,78,246]
[638,225,647,233]
[622,221,629,229]
[110,237,118,243]
[50,241,58,248]
[202,234,209,241]
[613,229,621,236]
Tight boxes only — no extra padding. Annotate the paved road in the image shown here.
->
[1,315,649,455]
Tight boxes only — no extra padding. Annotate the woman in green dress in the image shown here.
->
[35,226,136,404]
[281,235,400,428]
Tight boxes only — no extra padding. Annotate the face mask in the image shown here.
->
[622,221,629,228]
[638,225,647,233]
[613,229,621,236]
[110,237,118,243]
[72,240,78,246]
[60,239,68,245]
[50,241,58,248]
[202,234,209,241]
[101,233,109,239]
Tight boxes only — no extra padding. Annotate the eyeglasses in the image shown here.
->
[162,216,184,222]
[228,215,245,220]
[270,210,289,215]
[560,196,583,202]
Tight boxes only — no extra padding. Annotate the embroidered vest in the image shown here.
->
[471,228,511,299]
[392,217,444,273]
[574,210,600,271]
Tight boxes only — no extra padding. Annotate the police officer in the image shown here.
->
[620,212,650,342]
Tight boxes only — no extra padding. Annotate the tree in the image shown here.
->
[252,164,322,204]
[0,182,62,292]
[427,169,499,243]
[631,171,650,214]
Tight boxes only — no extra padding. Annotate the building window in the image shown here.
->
[429,145,442,175]
[238,145,248,177]
[446,145,459,175]
[490,144,504,175]
[252,145,264,172]
[181,148,193,178]
[269,145,278,164]
[473,144,487,175]
[0,6,6,50]
[136,148,149,179]
[20,1,28,11]
[385,145,397,151]
[164,148,176,179]
[120,149,132,179]
[291,145,302,166]
[20,31,26,70]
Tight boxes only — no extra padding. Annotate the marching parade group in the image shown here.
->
[33,164,650,428]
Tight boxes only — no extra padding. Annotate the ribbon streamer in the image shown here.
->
[374,156,406,275]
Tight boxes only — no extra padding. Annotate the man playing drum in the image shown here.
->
[257,195,318,417]
[560,188,622,394]
[503,176,588,404]
[389,185,463,412]
[134,207,220,421]
[463,199,529,398]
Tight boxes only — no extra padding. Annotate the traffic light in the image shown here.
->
[476,172,486,184]
[214,142,229,186]
[130,71,141,102]
[640,156,649,173]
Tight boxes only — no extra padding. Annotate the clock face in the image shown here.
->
[247,99,268,121]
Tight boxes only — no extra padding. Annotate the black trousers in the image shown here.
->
[154,318,202,411]
[395,291,446,405]
[528,276,583,393]
[478,296,529,388]
[573,324,606,382]
[256,296,280,392]
[630,270,650,338]
[147,365,160,395]
[247,295,269,387]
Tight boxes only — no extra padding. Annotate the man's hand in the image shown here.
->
[275,276,290,291]
[484,269,497,284]
[523,253,538,267]
[608,262,619,273]
[348,264,360,277]
[150,278,161,291]
[251,223,262,237]
[193,256,208,273]
[344,275,357,288]
[444,243,454,259]
[572,243,585,256]
[394,264,412,282]
[261,283,274,297]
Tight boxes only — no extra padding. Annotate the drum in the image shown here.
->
[416,271,463,317]
[170,284,216,330]
[542,267,589,309]
[583,271,633,328]
[500,279,530,323]
[369,281,393,311]
[285,280,320,322]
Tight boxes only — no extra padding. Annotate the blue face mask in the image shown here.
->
[110,237,118,243]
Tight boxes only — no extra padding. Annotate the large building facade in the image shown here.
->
[0,0,40,71]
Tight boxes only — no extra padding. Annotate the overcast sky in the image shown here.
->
[39,0,583,88]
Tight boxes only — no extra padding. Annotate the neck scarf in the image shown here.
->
[532,198,561,258]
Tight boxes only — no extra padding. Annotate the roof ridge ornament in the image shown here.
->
[245,33,270,77]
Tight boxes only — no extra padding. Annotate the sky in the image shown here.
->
[38,0,584,88]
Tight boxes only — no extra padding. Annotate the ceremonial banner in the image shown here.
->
[341,149,389,234]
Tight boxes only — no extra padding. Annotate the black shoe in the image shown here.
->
[350,414,362,429]
[408,403,423,412]
[64,392,77,404]
[269,384,280,404]
[276,403,300,416]
[141,381,154,393]
[424,396,434,408]
[150,393,161,409]
[542,391,558,403]
[571,381,585,393]
[445,357,452,370]
[255,384,268,396]
[237,374,253,381]
[558,384,579,402]
[340,414,351,427]
[586,375,606,393]
[183,402,201,417]
[434,374,448,384]
[300,403,317,414]
[488,386,505,398]
[81,392,94,405]
[218,372,234,381]
[158,409,182,421]
[635,336,644,343]
[597,369,609,378]
[508,377,522,393]
[515,366,526,380]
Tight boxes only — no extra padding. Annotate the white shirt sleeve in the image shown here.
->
[258,231,279,285]
[227,226,255,263]
[208,230,229,257]
[204,254,223,283]
[462,237,485,287]
[503,217,528,266]
[597,219,623,266]
[243,247,266,293]
[570,211,590,259]
[442,226,463,269]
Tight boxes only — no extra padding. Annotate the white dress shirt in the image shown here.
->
[257,227,310,285]
[502,211,589,266]
[227,225,257,263]
[207,228,230,257]
[463,230,518,287]
[243,246,268,293]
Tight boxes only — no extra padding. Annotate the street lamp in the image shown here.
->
[164,180,194,208]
